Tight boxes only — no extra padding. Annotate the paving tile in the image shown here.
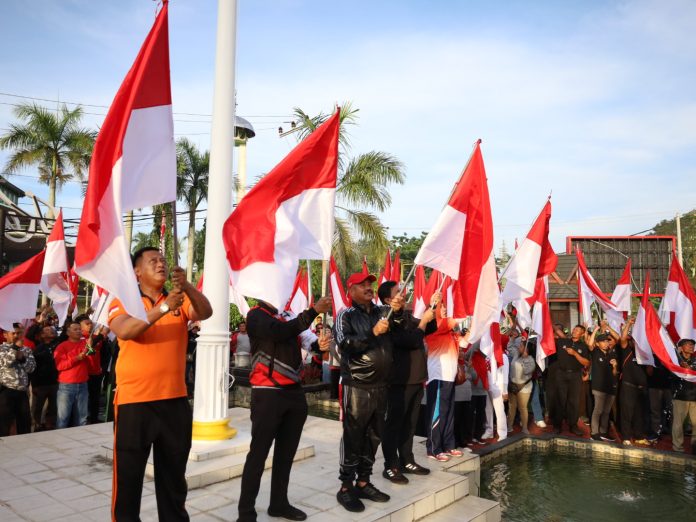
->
[21,501,76,521]
[297,490,339,511]
[186,492,231,512]
[34,478,81,493]
[0,484,41,501]
[20,469,61,484]
[191,514,224,521]
[82,505,112,521]
[0,505,24,522]
[63,492,112,512]
[47,483,99,501]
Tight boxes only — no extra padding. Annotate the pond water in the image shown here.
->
[481,448,696,522]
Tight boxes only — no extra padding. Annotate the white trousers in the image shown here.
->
[483,391,508,440]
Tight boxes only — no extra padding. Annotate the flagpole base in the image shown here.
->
[192,418,237,441]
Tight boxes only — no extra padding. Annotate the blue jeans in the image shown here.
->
[57,382,89,428]
[531,380,544,422]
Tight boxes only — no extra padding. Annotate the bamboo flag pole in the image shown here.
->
[171,201,179,268]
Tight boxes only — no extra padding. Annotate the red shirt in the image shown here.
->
[53,339,100,384]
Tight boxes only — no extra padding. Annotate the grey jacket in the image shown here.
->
[0,343,36,391]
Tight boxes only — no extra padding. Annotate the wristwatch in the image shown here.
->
[159,303,170,314]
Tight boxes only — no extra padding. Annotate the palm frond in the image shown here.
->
[342,209,389,252]
[337,152,405,211]
[332,216,356,273]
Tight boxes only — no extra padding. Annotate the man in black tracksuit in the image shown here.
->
[551,325,590,435]
[334,273,404,513]
[379,280,437,484]
[238,296,331,522]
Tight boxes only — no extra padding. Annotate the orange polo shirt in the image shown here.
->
[108,292,191,406]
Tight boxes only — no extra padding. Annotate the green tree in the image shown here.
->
[652,210,696,285]
[0,103,95,217]
[131,205,183,274]
[176,138,209,280]
[292,103,406,272]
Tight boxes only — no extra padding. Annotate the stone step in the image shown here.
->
[418,495,500,522]
[104,441,315,490]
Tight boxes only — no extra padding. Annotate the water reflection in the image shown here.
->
[481,449,696,521]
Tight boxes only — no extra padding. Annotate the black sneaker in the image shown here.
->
[600,433,616,442]
[591,433,602,441]
[357,482,390,503]
[402,462,430,475]
[267,505,307,521]
[382,467,409,484]
[337,487,365,512]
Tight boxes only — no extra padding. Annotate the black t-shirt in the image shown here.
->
[647,357,671,389]
[591,348,618,394]
[554,338,589,372]
[617,345,648,387]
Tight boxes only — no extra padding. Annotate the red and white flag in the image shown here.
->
[500,199,557,306]
[658,253,696,343]
[391,250,401,282]
[608,258,632,330]
[361,256,369,277]
[40,211,72,325]
[576,246,622,328]
[0,250,45,329]
[195,271,250,316]
[223,111,339,309]
[412,266,441,319]
[90,286,113,326]
[633,272,696,382]
[329,256,350,315]
[414,140,498,342]
[159,212,167,254]
[68,264,79,308]
[632,272,696,382]
[75,3,176,322]
[286,267,313,315]
[530,276,556,370]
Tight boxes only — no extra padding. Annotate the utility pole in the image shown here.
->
[676,212,683,267]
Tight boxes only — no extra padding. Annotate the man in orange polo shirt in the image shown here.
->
[108,247,212,521]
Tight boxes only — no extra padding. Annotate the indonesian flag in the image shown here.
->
[530,276,555,370]
[329,256,350,315]
[195,271,250,316]
[223,111,340,309]
[658,253,696,343]
[608,258,632,330]
[391,250,401,282]
[68,264,79,308]
[412,266,441,319]
[75,3,175,322]
[286,267,313,315]
[634,273,696,382]
[40,211,72,325]
[361,256,369,276]
[576,246,623,328]
[500,199,557,306]
[159,212,167,254]
[0,250,45,329]
[379,249,392,285]
[90,286,113,326]
[414,140,498,342]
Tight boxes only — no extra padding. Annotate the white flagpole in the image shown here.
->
[192,0,238,441]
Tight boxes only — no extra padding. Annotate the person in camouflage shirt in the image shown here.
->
[0,324,36,436]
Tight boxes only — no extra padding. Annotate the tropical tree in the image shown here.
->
[0,103,95,217]
[176,138,209,279]
[292,103,406,271]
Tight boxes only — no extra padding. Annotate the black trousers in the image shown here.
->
[470,395,488,440]
[31,383,57,429]
[0,387,31,436]
[88,374,102,424]
[620,382,646,440]
[113,397,192,522]
[329,368,340,399]
[238,388,307,521]
[454,400,473,447]
[339,385,386,485]
[382,383,424,469]
[553,371,581,429]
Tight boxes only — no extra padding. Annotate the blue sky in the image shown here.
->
[1,0,695,256]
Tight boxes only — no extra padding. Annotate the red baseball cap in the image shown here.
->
[345,273,377,289]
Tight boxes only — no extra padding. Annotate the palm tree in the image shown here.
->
[176,138,209,280]
[0,103,96,217]
[292,103,405,271]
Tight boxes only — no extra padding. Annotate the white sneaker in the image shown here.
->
[481,432,493,439]
[536,420,547,428]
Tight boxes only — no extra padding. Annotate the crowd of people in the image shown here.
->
[2,261,696,522]
[0,308,118,436]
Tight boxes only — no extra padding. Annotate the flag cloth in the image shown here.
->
[530,276,555,371]
[633,272,696,382]
[286,267,312,315]
[414,140,498,342]
[658,253,696,343]
[361,256,369,276]
[329,256,350,315]
[391,250,401,282]
[223,111,340,309]
[68,264,79,308]
[379,249,392,286]
[500,199,557,306]
[0,250,45,329]
[159,212,167,254]
[195,271,250,316]
[412,266,441,319]
[74,3,175,322]
[576,246,622,328]
[608,258,632,331]
[40,210,72,325]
